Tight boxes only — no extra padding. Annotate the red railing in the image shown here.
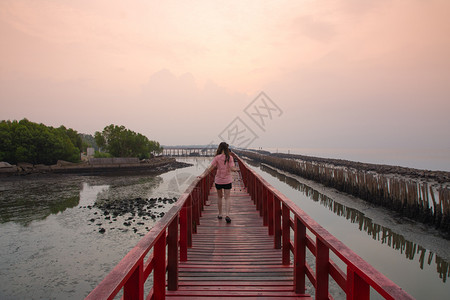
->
[85,167,215,300]
[234,154,414,300]
[87,154,414,300]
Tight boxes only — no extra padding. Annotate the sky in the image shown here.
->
[1,0,450,165]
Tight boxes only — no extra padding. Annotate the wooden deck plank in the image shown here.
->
[166,290,311,297]
[168,173,311,299]
[178,281,294,287]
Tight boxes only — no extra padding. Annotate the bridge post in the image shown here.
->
[316,238,329,300]
[205,173,210,205]
[281,203,291,266]
[274,195,282,249]
[294,217,306,294]
[347,267,370,300]
[262,186,268,226]
[197,186,202,222]
[187,195,192,247]
[258,182,263,216]
[167,215,179,291]
[153,233,166,299]
[180,204,188,261]
[267,191,274,236]
[252,175,257,204]
[193,188,200,229]
[282,203,291,265]
[255,182,260,213]
[247,172,252,199]
[240,162,247,187]
[123,259,144,300]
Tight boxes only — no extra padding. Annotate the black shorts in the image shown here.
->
[215,183,232,190]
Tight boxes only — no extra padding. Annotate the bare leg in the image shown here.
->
[217,189,223,216]
[224,189,231,217]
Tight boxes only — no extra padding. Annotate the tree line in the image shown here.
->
[94,124,162,159]
[0,119,162,165]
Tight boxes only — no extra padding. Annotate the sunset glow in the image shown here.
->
[1,0,449,160]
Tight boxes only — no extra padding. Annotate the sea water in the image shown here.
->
[263,147,450,172]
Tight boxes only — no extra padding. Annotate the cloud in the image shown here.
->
[291,16,336,42]
[263,46,450,149]
[337,0,391,15]
[134,70,251,145]
[1,0,449,152]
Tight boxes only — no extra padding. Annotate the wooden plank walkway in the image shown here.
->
[166,173,311,299]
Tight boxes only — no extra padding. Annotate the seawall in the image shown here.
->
[0,157,190,176]
[234,149,450,237]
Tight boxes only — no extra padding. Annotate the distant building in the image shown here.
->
[87,147,95,157]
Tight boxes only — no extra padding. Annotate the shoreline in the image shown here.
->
[258,161,450,260]
[235,149,450,237]
[0,156,191,177]
[246,150,450,183]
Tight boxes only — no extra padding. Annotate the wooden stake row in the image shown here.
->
[237,150,450,235]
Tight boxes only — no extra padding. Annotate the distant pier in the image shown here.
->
[162,146,216,157]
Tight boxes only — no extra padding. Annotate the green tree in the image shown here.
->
[0,121,13,162]
[60,126,83,152]
[149,140,163,154]
[80,133,98,152]
[94,124,162,159]
[0,119,81,165]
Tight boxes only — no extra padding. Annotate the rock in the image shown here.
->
[99,228,106,233]
[0,162,13,168]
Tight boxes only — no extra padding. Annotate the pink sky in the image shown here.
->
[1,0,449,156]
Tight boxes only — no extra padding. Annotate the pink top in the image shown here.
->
[210,154,235,184]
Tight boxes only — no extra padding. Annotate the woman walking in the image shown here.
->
[207,142,238,223]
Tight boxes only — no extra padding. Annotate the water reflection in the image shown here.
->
[0,176,81,225]
[259,163,450,283]
[0,159,206,300]
[0,174,165,227]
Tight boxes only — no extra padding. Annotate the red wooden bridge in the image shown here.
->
[86,154,414,300]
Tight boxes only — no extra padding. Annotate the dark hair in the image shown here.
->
[216,142,230,164]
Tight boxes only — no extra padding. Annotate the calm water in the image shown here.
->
[1,156,449,299]
[0,158,208,300]
[264,147,450,172]
[245,159,450,299]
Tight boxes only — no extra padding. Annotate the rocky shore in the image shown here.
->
[0,156,191,177]
[83,196,178,235]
